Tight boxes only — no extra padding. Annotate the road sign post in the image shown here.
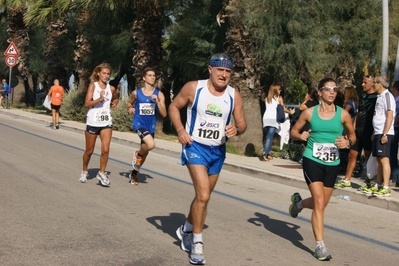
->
[4,42,19,107]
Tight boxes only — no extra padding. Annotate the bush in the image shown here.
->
[60,90,133,132]
[60,89,87,122]
[111,95,133,132]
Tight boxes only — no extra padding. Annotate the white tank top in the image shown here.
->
[86,82,112,127]
[186,79,235,146]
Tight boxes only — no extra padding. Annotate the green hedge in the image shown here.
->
[60,90,133,132]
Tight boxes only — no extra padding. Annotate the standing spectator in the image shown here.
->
[343,85,359,123]
[389,81,399,187]
[335,75,377,189]
[299,88,319,111]
[262,84,295,161]
[47,79,65,129]
[289,77,355,261]
[333,89,345,108]
[127,67,167,185]
[0,78,10,108]
[362,74,395,196]
[79,63,118,186]
[169,53,246,265]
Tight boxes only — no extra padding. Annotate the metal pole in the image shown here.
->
[394,40,399,81]
[8,66,12,105]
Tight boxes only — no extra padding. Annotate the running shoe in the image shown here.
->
[361,184,379,195]
[129,170,139,186]
[189,241,206,265]
[289,192,302,218]
[334,179,352,189]
[79,171,88,183]
[56,123,59,129]
[373,187,391,197]
[313,243,332,261]
[357,182,372,192]
[96,172,110,186]
[176,225,192,252]
[132,150,143,171]
[52,126,56,130]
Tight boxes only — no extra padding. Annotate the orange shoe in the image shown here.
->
[129,170,139,186]
[132,150,143,171]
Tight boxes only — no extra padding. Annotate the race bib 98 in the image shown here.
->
[95,110,110,122]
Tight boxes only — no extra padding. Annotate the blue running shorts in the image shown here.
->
[181,141,226,175]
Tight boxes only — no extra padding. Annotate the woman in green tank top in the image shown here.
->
[288,77,356,261]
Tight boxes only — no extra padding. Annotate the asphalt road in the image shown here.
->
[1,115,398,266]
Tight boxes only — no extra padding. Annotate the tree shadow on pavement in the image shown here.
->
[248,212,313,255]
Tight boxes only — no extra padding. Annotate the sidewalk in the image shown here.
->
[2,108,399,212]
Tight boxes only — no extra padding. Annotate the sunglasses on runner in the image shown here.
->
[321,86,338,92]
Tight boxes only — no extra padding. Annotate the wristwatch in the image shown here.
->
[346,139,353,149]
[383,133,387,137]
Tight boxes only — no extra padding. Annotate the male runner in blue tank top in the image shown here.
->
[169,53,247,265]
[289,77,356,261]
[126,67,167,185]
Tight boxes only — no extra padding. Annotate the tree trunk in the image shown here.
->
[74,10,91,91]
[45,18,68,89]
[132,0,165,132]
[7,6,35,106]
[222,0,263,155]
[132,0,164,86]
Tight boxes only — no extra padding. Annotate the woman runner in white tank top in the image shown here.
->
[78,63,118,187]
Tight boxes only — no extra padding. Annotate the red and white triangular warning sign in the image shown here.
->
[4,42,19,56]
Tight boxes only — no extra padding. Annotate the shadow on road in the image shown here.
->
[248,212,313,255]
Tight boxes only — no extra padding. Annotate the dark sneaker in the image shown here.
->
[129,170,139,186]
[56,123,59,129]
[357,182,372,191]
[289,192,302,218]
[132,150,143,171]
[96,172,110,186]
[176,225,192,252]
[313,243,332,261]
[189,241,206,265]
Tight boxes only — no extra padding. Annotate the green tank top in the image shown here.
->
[303,105,343,166]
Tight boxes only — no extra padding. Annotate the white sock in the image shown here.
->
[193,233,203,243]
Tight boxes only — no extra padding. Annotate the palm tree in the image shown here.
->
[219,0,264,154]
[0,0,37,106]
[24,0,71,89]
[132,0,164,87]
